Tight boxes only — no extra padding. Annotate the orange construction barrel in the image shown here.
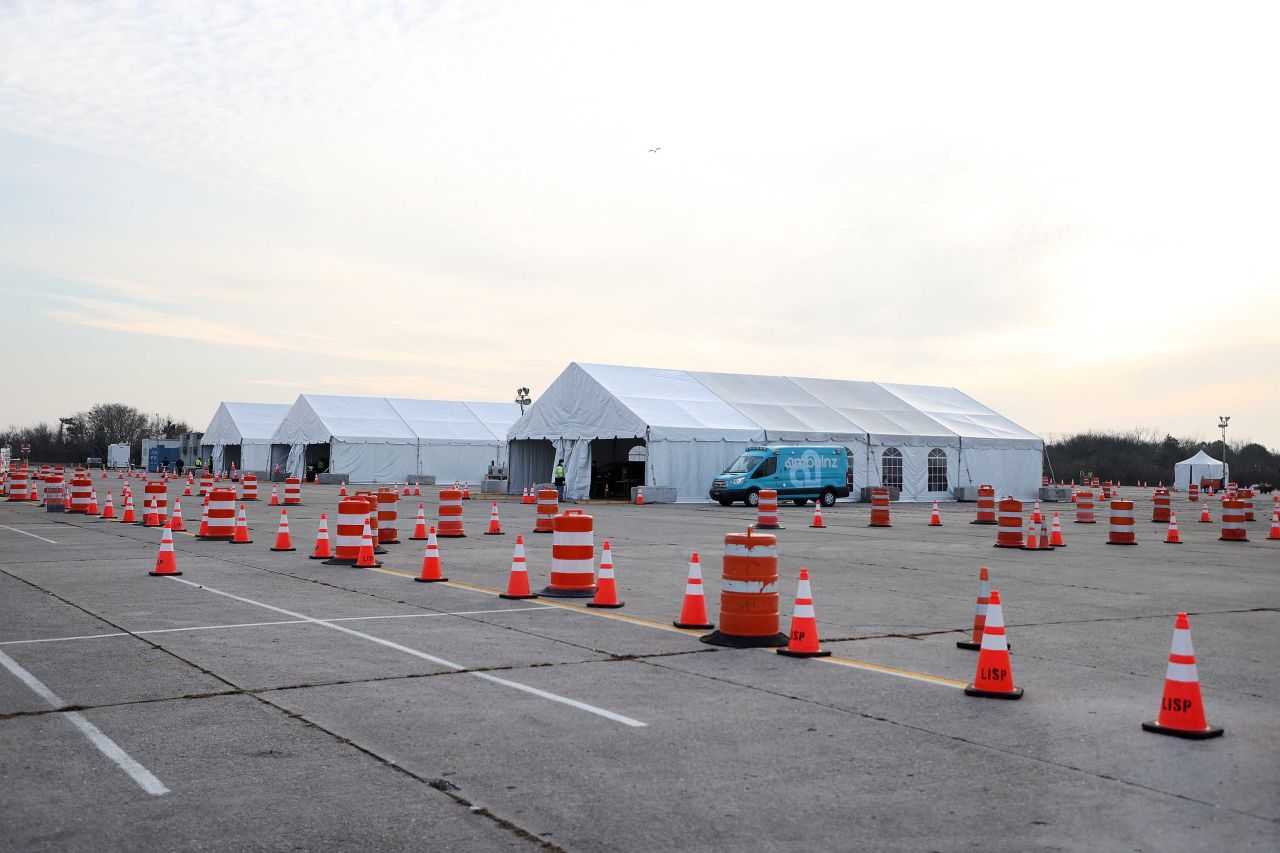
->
[869,487,892,527]
[541,509,596,597]
[971,485,996,524]
[534,488,558,534]
[702,526,787,648]
[994,498,1023,548]
[198,487,237,540]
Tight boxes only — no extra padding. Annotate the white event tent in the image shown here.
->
[270,394,520,483]
[1173,449,1227,491]
[199,402,291,473]
[507,362,1043,502]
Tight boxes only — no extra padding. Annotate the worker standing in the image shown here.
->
[554,459,566,501]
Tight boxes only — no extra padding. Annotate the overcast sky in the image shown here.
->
[1,1,1277,448]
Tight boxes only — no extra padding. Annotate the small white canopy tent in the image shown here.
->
[199,402,291,473]
[271,394,520,483]
[1174,449,1227,491]
[507,363,1043,502]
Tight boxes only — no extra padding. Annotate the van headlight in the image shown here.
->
[730,477,744,485]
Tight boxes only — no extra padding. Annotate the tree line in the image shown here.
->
[1,404,191,465]
[1045,429,1279,487]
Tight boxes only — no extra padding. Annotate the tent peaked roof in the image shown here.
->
[201,402,291,446]
[1178,449,1222,465]
[272,394,518,446]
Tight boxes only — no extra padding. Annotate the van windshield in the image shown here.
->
[724,454,764,475]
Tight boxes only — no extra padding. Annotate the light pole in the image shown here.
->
[515,387,531,415]
[1218,416,1230,485]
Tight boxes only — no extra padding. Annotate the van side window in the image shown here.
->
[752,456,777,479]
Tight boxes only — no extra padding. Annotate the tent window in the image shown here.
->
[882,448,903,490]
[928,448,948,491]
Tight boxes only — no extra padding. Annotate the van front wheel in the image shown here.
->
[820,488,837,507]
[745,490,760,507]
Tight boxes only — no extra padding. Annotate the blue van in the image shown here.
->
[709,446,853,507]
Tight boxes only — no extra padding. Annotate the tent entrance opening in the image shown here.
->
[305,443,330,479]
[222,445,242,473]
[589,438,645,500]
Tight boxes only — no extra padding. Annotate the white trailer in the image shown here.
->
[107,443,131,469]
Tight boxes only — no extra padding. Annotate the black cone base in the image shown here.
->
[531,529,553,534]
[229,539,253,545]
[587,601,624,609]
[701,630,787,648]
[308,553,331,559]
[539,586,596,598]
[1163,540,1183,545]
[969,520,996,525]
[1105,541,1137,546]
[414,576,448,583]
[149,571,183,576]
[755,524,783,530]
[196,535,233,541]
[321,557,356,566]
[270,546,296,552]
[355,560,382,568]
[956,640,981,650]
[675,621,715,630]
[1141,721,1224,739]
[777,647,831,658]
[484,531,506,536]
[499,592,537,600]
[964,685,1023,699]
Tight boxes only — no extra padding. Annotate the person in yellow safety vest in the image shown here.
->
[195,457,203,470]
[554,459,566,501]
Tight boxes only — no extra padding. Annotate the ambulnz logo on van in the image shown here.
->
[784,449,837,486]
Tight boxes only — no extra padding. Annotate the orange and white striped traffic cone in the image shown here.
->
[230,504,252,544]
[270,509,296,551]
[339,481,348,497]
[928,500,942,526]
[635,486,644,506]
[409,504,429,540]
[413,482,421,497]
[588,540,623,608]
[1199,502,1212,523]
[777,568,830,658]
[354,520,381,568]
[100,491,116,520]
[810,503,825,528]
[170,499,186,532]
[401,482,410,497]
[269,485,280,506]
[957,567,991,650]
[120,493,137,524]
[1164,511,1183,545]
[86,490,99,516]
[964,589,1022,699]
[1141,613,1223,739]
[1031,499,1042,524]
[1049,512,1065,546]
[1267,510,1280,541]
[143,496,160,528]
[462,483,471,500]
[414,527,446,582]
[673,553,714,629]
[499,535,535,598]
[149,525,182,576]
[1020,514,1040,551]
[309,513,333,559]
[183,480,192,497]
[484,502,504,535]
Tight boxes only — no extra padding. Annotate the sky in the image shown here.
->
[1,1,1277,448]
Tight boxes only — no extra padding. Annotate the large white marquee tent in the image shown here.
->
[507,363,1043,502]
[270,395,520,483]
[199,402,291,473]
[1173,449,1227,491]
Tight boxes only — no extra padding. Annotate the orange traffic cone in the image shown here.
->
[1038,518,1054,551]
[355,520,381,568]
[142,496,160,528]
[1199,502,1212,523]
[484,502,504,535]
[149,525,182,576]
[777,568,829,658]
[498,535,535,598]
[339,481,348,496]
[810,504,825,528]
[635,486,645,506]
[462,483,471,500]
[1142,613,1223,739]
[1164,511,1183,545]
[29,483,39,502]
[414,527,445,581]
[170,499,186,532]
[928,500,942,526]
[197,495,209,537]
[588,540,623,608]
[230,504,252,544]
[409,504,429,540]
[1020,515,1040,551]
[100,491,116,520]
[1049,512,1065,546]
[1031,499,1042,524]
[413,483,421,497]
[270,509,296,551]
[1268,510,1280,541]
[120,493,137,524]
[957,567,991,650]
[964,589,1021,699]
[402,482,410,497]
[86,489,99,516]
[673,553,714,629]
[309,514,333,559]
[183,481,192,497]
[269,485,280,506]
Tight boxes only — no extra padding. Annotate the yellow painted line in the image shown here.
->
[361,567,961,685]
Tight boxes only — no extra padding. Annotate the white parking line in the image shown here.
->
[0,524,58,545]
[0,607,552,647]
[0,649,168,796]
[167,577,647,728]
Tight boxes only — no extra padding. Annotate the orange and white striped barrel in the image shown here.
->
[328,497,372,561]
[437,488,465,538]
[376,489,399,543]
[971,485,997,524]
[199,471,214,496]
[6,469,28,502]
[1219,499,1247,542]
[534,488,558,534]
[352,492,383,549]
[1187,483,1199,502]
[42,476,66,510]
[756,489,782,529]
[143,481,169,525]
[1239,488,1254,521]
[542,509,595,597]
[1107,500,1136,545]
[284,477,302,505]
[868,487,891,527]
[1152,488,1171,523]
[1074,490,1096,523]
[240,473,259,500]
[200,487,237,539]
[994,498,1023,548]
[703,526,786,647]
[66,475,93,514]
